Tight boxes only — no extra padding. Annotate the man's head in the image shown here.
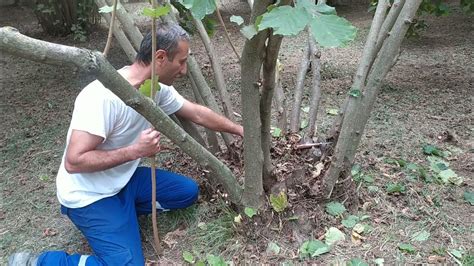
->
[136,22,190,85]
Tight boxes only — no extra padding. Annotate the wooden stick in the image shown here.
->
[150,0,162,255]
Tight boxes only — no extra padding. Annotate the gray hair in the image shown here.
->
[135,22,190,65]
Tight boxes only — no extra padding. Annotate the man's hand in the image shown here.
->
[132,128,161,158]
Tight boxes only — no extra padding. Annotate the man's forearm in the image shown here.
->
[198,107,243,136]
[65,145,138,173]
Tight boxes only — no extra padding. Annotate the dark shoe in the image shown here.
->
[8,252,38,266]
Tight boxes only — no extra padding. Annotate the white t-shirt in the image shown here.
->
[56,66,184,208]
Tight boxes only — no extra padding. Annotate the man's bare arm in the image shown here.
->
[64,128,161,173]
[176,100,243,137]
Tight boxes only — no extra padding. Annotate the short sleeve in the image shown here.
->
[154,84,184,115]
[70,83,115,141]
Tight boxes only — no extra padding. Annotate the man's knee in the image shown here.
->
[182,179,199,206]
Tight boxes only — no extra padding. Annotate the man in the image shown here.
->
[9,22,243,265]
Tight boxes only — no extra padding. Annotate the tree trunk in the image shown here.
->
[240,0,273,208]
[289,36,311,133]
[261,32,284,191]
[273,70,287,135]
[0,26,243,204]
[189,74,221,154]
[193,16,236,122]
[305,36,322,139]
[323,0,422,197]
[187,56,235,148]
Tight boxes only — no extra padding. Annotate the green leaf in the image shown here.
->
[438,169,463,186]
[327,108,339,115]
[423,144,443,157]
[324,227,346,246]
[351,164,361,176]
[363,175,374,184]
[39,175,50,181]
[347,258,369,266]
[398,243,416,254]
[297,0,337,15]
[258,5,311,35]
[270,191,288,213]
[180,0,217,20]
[342,215,359,228]
[367,185,379,193]
[299,240,330,258]
[142,4,171,18]
[182,251,194,263]
[448,249,463,259]
[196,261,206,266]
[138,78,160,98]
[373,258,384,265]
[300,119,309,129]
[386,183,406,194]
[302,106,310,113]
[411,230,430,242]
[309,14,357,48]
[349,89,361,98]
[244,207,257,218]
[240,24,258,40]
[230,15,244,25]
[266,242,281,255]
[98,3,122,13]
[464,191,474,205]
[325,201,346,216]
[272,127,282,137]
[427,156,449,173]
[206,254,227,266]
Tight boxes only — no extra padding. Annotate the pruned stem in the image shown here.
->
[215,1,240,61]
[103,0,118,57]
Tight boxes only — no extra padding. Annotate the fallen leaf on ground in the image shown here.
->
[42,228,57,237]
[428,255,446,263]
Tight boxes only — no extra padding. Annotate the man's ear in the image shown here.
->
[154,50,167,64]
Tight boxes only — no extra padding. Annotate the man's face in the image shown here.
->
[157,40,189,85]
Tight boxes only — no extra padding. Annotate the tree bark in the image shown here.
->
[323,0,422,197]
[305,36,322,139]
[328,0,390,139]
[240,0,273,208]
[193,16,236,122]
[187,56,235,148]
[289,36,311,133]
[0,27,243,204]
[189,74,221,154]
[261,32,284,190]
[273,68,287,135]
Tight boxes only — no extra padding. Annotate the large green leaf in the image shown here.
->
[325,201,346,216]
[324,227,346,246]
[258,5,311,35]
[180,0,216,20]
[309,14,357,47]
[297,0,336,15]
[270,191,288,212]
[299,240,330,258]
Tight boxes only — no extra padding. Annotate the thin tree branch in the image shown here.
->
[215,0,240,61]
[103,0,118,57]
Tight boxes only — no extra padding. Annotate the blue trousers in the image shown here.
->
[37,167,199,266]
